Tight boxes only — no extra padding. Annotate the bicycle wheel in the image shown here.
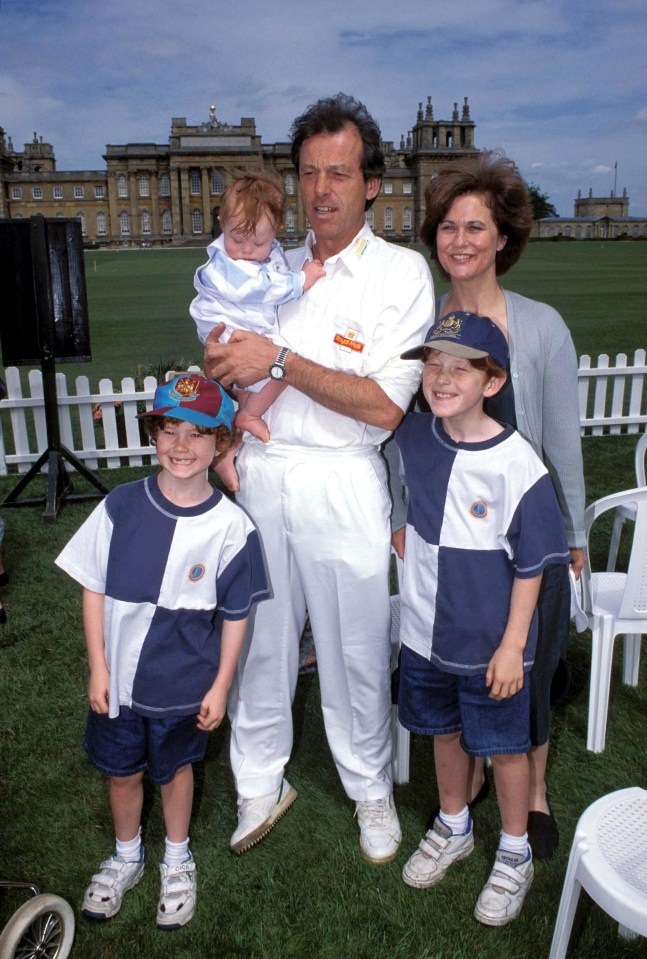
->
[0,893,75,959]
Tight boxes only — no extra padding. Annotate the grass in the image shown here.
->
[0,243,645,957]
[0,434,646,959]
[2,241,644,391]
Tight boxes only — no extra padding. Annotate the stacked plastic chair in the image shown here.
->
[549,787,647,957]
[581,486,647,751]
[606,433,647,571]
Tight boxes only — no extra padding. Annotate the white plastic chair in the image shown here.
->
[390,550,410,784]
[581,486,647,752]
[549,787,647,958]
[606,433,647,571]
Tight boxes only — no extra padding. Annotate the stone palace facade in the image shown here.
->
[0,97,478,248]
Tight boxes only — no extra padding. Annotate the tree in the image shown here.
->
[528,183,558,219]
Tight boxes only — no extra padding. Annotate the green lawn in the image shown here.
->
[3,240,644,391]
[0,241,645,958]
[0,436,645,958]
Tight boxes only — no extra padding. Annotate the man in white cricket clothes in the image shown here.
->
[202,93,434,862]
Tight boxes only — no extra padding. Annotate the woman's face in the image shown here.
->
[436,192,507,283]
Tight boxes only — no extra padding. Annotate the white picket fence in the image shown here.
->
[0,351,645,476]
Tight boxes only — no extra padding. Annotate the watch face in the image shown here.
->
[269,364,285,380]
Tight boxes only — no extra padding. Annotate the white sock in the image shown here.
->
[164,836,190,867]
[115,829,141,862]
[499,829,530,858]
[439,805,470,835]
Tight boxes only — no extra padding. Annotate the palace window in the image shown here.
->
[117,175,128,198]
[141,211,151,234]
[53,185,63,199]
[139,175,150,198]
[95,185,105,199]
[190,171,201,195]
[162,210,172,234]
[192,209,203,233]
[11,187,22,199]
[120,211,130,235]
[403,182,412,195]
[384,207,393,231]
[285,173,295,196]
[285,208,296,232]
[365,209,375,229]
[32,186,43,199]
[211,171,224,195]
[403,207,412,230]
[97,212,107,236]
[160,174,171,196]
[74,186,84,199]
[384,182,393,195]
[77,212,87,235]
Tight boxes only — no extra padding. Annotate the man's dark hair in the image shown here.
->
[290,93,385,207]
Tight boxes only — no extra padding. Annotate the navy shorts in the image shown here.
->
[398,644,531,757]
[83,706,208,785]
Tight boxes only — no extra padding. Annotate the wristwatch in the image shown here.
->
[269,346,291,381]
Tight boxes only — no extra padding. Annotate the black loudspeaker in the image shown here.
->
[0,216,91,365]
[0,216,107,519]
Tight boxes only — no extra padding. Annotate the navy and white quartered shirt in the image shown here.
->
[56,475,270,718]
[395,414,569,676]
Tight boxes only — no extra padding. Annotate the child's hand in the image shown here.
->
[88,664,110,714]
[485,646,524,701]
[197,683,228,732]
[302,259,326,292]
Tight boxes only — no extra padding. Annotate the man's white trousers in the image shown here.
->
[230,442,393,801]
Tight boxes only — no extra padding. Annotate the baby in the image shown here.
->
[190,170,324,490]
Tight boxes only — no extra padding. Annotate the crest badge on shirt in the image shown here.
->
[189,564,206,582]
[470,500,489,519]
[334,328,365,354]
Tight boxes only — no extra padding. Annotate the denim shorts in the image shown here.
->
[398,644,531,757]
[83,706,208,785]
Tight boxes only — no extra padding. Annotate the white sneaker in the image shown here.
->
[356,794,402,864]
[474,848,534,926]
[402,817,474,888]
[230,779,298,855]
[82,851,145,920]
[157,854,197,929]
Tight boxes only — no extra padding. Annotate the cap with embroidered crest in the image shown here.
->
[138,373,235,429]
[401,311,509,369]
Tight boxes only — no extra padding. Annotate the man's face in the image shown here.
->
[298,123,380,258]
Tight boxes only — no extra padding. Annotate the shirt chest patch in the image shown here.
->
[188,564,206,582]
[334,328,365,353]
[470,500,489,519]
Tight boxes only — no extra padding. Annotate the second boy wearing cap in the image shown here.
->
[56,374,270,930]
[394,312,569,926]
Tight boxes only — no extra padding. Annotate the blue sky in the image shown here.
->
[1,0,646,216]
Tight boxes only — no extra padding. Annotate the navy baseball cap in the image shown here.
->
[139,373,235,429]
[401,311,509,369]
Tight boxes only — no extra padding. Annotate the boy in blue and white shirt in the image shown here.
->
[395,312,569,927]
[190,170,325,490]
[56,374,270,930]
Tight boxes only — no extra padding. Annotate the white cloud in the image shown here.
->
[1,0,646,214]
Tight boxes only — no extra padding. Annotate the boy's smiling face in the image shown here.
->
[155,419,217,483]
[422,350,502,422]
